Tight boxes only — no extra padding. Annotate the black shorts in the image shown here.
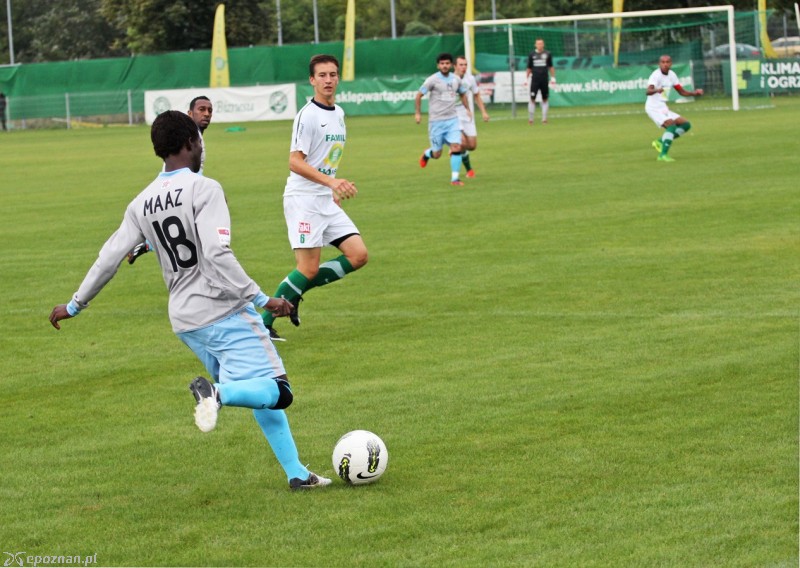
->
[530,78,550,100]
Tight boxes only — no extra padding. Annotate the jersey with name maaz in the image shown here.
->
[71,168,262,333]
[285,99,346,197]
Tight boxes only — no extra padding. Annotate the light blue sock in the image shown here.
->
[218,378,279,409]
[424,148,432,159]
[253,409,309,481]
[450,152,462,179]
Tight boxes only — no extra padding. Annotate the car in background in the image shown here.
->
[704,43,763,60]
[770,36,800,58]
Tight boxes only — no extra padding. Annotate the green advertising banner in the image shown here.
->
[552,63,693,107]
[297,75,428,116]
[723,59,800,94]
[491,64,693,107]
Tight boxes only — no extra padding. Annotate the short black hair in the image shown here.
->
[151,110,200,160]
[437,53,453,63]
[309,54,340,76]
[189,96,211,110]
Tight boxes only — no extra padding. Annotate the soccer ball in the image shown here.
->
[332,430,388,485]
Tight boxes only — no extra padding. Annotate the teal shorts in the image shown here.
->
[428,117,461,152]
[177,304,286,384]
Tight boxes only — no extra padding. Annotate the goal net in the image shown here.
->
[464,6,774,117]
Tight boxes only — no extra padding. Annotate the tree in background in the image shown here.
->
[1,0,798,63]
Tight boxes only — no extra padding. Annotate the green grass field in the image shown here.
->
[0,97,797,567]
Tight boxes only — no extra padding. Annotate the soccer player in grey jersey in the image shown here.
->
[262,54,368,340]
[415,53,472,186]
[127,95,213,264]
[49,110,331,490]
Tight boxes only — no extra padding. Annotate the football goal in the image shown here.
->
[464,6,774,116]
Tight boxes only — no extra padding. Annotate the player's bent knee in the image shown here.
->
[352,250,368,269]
[271,376,293,410]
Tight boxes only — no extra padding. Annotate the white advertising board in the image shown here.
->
[144,84,296,124]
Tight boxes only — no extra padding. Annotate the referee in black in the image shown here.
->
[526,39,555,125]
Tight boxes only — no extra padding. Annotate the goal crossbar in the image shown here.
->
[464,5,739,111]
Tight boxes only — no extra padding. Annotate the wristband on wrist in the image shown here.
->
[253,291,269,308]
[66,299,82,317]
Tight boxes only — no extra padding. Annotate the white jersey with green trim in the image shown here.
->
[456,73,479,120]
[285,99,346,197]
[71,168,262,333]
[645,69,680,111]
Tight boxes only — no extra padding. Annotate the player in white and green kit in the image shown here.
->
[645,55,703,162]
[454,56,490,178]
[262,54,368,340]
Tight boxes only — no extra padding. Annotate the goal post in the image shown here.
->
[464,5,741,115]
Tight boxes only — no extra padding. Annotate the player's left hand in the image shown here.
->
[695,88,704,96]
[49,305,72,330]
[482,112,490,122]
[264,297,293,318]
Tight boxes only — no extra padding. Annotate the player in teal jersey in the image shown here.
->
[262,54,368,341]
[49,110,331,490]
[415,53,472,186]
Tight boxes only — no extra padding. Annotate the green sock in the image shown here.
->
[660,125,677,156]
[262,270,309,326]
[462,151,472,171]
[675,121,691,138]
[307,255,355,291]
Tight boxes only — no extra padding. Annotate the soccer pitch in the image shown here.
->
[0,97,797,566]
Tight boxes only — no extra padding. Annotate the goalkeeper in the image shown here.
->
[525,39,555,125]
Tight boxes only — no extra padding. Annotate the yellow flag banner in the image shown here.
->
[612,0,624,67]
[342,0,356,81]
[210,4,230,87]
[758,0,778,58]
[465,0,476,73]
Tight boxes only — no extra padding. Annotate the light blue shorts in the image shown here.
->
[177,304,286,384]
[428,117,462,152]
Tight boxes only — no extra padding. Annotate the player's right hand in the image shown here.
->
[49,305,72,330]
[264,297,293,318]
[414,112,421,124]
[330,178,357,201]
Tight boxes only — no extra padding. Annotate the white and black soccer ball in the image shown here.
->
[332,430,388,485]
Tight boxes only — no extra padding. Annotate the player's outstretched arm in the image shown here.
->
[676,85,703,97]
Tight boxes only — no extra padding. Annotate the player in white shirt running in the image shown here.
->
[49,110,331,490]
[127,95,213,263]
[645,55,703,162]
[453,56,489,178]
[262,54,368,340]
